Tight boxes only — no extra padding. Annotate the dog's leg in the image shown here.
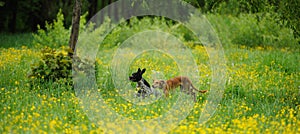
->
[181,82,190,94]
[156,89,161,97]
[142,91,146,99]
[154,90,158,97]
[164,88,169,97]
[180,85,186,94]
[192,91,196,102]
[153,88,160,98]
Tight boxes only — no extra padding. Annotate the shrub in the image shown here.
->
[32,9,87,48]
[100,17,196,48]
[232,13,298,48]
[29,9,89,87]
[207,13,298,49]
[28,46,73,86]
[28,46,97,88]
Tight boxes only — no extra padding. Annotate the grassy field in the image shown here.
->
[0,14,300,133]
[1,37,299,133]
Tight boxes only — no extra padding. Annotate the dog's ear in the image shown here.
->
[141,68,146,74]
[138,68,141,72]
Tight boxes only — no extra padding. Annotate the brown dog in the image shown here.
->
[152,76,207,102]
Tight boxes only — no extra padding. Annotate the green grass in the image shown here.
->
[0,13,299,133]
[0,33,34,48]
[1,38,299,133]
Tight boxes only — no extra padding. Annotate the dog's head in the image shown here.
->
[129,68,146,82]
[152,79,166,89]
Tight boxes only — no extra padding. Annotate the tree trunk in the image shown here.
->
[9,0,18,33]
[69,0,81,56]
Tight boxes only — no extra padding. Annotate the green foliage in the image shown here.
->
[73,55,95,79]
[32,9,88,48]
[0,33,33,48]
[27,46,96,89]
[28,46,73,85]
[186,0,300,39]
[100,17,196,48]
[99,14,297,49]
[33,9,69,48]
[0,1,5,7]
[214,0,272,15]
[207,14,298,48]
[277,0,300,38]
[231,13,297,48]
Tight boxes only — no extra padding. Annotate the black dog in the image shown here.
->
[129,68,159,98]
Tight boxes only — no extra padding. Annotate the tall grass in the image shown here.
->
[0,33,33,48]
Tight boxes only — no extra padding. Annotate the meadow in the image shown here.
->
[0,13,299,133]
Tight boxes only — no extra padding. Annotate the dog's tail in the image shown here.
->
[191,84,208,93]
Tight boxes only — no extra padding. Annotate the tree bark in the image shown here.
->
[69,0,81,56]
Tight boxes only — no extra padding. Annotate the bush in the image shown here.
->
[32,9,87,48]
[28,46,97,90]
[233,13,298,48]
[207,13,298,49]
[100,16,197,48]
[28,46,73,85]
[29,9,89,87]
[102,14,297,49]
